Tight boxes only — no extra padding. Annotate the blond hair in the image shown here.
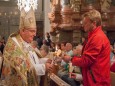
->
[82,9,102,26]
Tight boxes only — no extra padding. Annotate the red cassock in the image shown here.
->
[72,26,111,86]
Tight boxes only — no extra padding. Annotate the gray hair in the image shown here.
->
[41,45,49,54]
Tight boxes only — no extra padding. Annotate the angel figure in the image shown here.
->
[100,0,112,12]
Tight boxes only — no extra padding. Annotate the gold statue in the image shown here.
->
[100,0,112,12]
[70,0,81,12]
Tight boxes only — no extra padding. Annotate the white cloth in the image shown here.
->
[75,73,82,81]
[40,58,49,64]
[23,42,46,76]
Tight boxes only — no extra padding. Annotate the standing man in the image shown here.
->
[63,9,111,86]
[2,8,53,86]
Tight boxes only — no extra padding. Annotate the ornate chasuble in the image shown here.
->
[2,33,39,86]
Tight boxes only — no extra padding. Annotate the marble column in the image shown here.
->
[44,0,51,38]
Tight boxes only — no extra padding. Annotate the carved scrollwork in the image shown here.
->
[70,0,81,12]
[100,0,112,12]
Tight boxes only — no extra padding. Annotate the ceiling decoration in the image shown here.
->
[17,0,38,12]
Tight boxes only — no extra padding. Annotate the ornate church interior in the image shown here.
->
[0,0,115,44]
[0,0,115,86]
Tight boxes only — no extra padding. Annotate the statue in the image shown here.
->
[48,0,61,37]
[70,0,81,12]
[50,0,61,11]
[100,0,112,12]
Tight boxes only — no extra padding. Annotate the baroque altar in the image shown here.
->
[48,0,115,44]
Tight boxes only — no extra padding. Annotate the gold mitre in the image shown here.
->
[19,8,36,30]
